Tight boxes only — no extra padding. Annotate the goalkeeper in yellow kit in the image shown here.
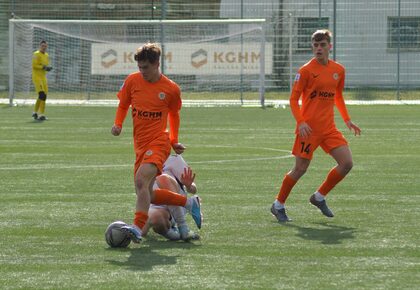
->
[32,40,52,121]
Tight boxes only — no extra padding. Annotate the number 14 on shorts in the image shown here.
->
[301,142,312,154]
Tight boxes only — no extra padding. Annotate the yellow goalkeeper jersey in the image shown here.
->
[32,50,49,80]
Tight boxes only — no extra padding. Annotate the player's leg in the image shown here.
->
[271,156,311,222]
[121,162,157,243]
[148,147,202,229]
[152,189,202,229]
[315,145,353,196]
[271,135,317,222]
[277,156,311,204]
[156,174,198,240]
[32,80,42,119]
[147,207,181,240]
[155,175,186,227]
[310,133,351,217]
[38,79,48,121]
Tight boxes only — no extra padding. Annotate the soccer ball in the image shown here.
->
[105,221,131,248]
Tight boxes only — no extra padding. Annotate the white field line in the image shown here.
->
[3,99,420,107]
[0,155,293,171]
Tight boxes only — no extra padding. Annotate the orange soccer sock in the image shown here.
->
[317,168,345,196]
[152,188,187,206]
[133,211,149,230]
[276,174,298,204]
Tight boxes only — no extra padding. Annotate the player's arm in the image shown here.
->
[168,87,185,154]
[32,54,43,70]
[334,70,361,136]
[111,79,131,136]
[181,167,197,194]
[290,70,312,138]
[168,155,197,193]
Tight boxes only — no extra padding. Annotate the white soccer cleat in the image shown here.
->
[178,224,200,241]
[164,226,181,241]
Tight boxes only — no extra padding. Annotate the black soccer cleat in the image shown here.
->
[38,115,48,121]
[271,203,291,222]
[309,194,334,217]
[32,113,38,120]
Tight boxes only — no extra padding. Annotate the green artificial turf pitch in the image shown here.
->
[0,104,419,289]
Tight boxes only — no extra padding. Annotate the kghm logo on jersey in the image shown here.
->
[309,90,335,100]
[132,107,162,120]
[158,92,166,100]
[319,91,335,99]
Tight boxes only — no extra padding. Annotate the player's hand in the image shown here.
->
[172,143,186,154]
[346,120,361,136]
[181,167,196,190]
[298,122,312,139]
[111,125,122,136]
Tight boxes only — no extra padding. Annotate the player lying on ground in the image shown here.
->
[142,154,200,241]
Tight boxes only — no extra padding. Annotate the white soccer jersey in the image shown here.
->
[151,154,189,209]
[161,154,189,193]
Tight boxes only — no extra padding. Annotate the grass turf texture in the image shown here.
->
[0,105,419,289]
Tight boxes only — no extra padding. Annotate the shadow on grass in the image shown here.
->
[106,236,201,271]
[284,222,356,245]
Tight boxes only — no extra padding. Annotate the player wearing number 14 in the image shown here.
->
[270,29,361,222]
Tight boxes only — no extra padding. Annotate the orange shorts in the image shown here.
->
[291,129,348,160]
[134,137,171,175]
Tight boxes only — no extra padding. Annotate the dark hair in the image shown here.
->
[40,40,47,45]
[311,29,332,43]
[134,42,161,63]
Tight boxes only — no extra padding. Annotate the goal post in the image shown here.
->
[9,18,268,106]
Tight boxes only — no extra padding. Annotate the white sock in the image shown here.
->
[185,197,192,211]
[168,205,187,226]
[314,191,325,201]
[274,199,285,210]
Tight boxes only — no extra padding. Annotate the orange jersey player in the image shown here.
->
[271,29,361,222]
[111,43,202,244]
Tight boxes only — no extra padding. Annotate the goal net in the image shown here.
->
[9,19,268,106]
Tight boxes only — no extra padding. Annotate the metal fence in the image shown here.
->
[1,0,419,100]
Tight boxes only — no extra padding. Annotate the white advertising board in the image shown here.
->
[91,43,272,75]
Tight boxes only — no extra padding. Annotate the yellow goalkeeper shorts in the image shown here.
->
[33,78,48,94]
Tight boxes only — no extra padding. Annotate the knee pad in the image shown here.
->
[38,91,47,101]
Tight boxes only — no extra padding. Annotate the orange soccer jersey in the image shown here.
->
[114,72,181,172]
[290,58,350,135]
[114,72,181,148]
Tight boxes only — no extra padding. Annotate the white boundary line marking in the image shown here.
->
[188,155,293,164]
[0,148,293,170]
[3,99,420,106]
